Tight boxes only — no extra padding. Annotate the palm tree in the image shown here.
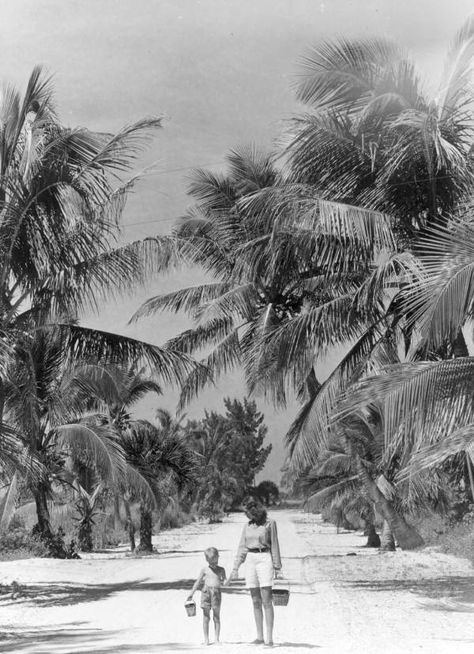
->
[0,66,197,419]
[69,361,164,550]
[133,19,474,546]
[266,15,474,441]
[132,146,394,408]
[3,328,133,550]
[73,482,104,552]
[0,68,200,543]
[73,365,197,551]
[285,18,474,233]
[120,417,197,551]
[298,438,378,543]
[250,18,474,546]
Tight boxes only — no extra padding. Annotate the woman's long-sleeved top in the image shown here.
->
[233,519,282,570]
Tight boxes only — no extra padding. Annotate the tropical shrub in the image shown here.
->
[186,397,272,519]
[0,527,48,557]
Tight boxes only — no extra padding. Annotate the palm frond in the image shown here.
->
[401,220,474,347]
[56,323,199,388]
[336,357,474,459]
[0,472,19,530]
[177,330,241,410]
[294,37,403,111]
[130,282,231,322]
[164,318,235,355]
[285,323,387,471]
[54,423,127,485]
[402,423,474,479]
[437,15,474,119]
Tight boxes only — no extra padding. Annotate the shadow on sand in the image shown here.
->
[345,576,474,612]
[0,577,251,610]
[0,628,321,653]
[0,625,113,653]
[228,642,319,649]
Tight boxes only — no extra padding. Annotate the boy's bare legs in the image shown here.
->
[213,608,221,643]
[261,587,274,646]
[250,588,264,643]
[202,608,211,645]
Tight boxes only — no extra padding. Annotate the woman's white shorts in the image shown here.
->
[245,551,274,589]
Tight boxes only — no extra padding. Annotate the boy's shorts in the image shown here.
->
[201,586,222,611]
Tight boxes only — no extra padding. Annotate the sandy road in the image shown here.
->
[1,510,474,653]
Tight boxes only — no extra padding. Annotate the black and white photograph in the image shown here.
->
[1,1,474,652]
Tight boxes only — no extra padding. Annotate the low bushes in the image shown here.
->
[0,525,49,560]
[159,504,192,531]
[416,510,474,564]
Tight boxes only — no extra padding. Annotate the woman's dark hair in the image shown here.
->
[243,497,267,525]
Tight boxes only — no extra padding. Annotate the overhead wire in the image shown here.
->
[120,162,474,230]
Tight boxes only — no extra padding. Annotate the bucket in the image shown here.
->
[272,585,290,606]
[184,600,196,617]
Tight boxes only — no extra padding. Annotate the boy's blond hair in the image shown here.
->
[204,546,219,562]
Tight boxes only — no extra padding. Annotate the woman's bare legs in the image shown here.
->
[250,588,264,643]
[260,587,274,645]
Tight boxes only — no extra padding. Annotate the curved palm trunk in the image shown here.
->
[138,504,153,552]
[341,515,355,531]
[380,519,396,551]
[357,459,424,550]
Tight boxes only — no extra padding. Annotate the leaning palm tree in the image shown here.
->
[270,14,474,439]
[330,202,474,514]
[255,18,474,542]
[267,14,474,452]
[298,438,381,546]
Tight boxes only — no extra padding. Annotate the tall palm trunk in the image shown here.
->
[138,504,153,552]
[356,457,424,550]
[114,495,122,531]
[123,499,136,552]
[33,483,53,540]
[77,518,93,552]
[380,520,396,551]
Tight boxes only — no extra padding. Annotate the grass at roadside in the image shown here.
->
[0,503,194,561]
[415,512,474,565]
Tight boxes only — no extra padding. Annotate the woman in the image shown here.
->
[228,497,282,647]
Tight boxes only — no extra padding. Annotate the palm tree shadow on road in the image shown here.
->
[345,576,474,612]
[0,627,194,653]
[0,577,249,610]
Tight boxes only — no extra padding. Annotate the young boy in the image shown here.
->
[187,546,226,645]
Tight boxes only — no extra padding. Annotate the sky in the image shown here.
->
[1,0,473,480]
